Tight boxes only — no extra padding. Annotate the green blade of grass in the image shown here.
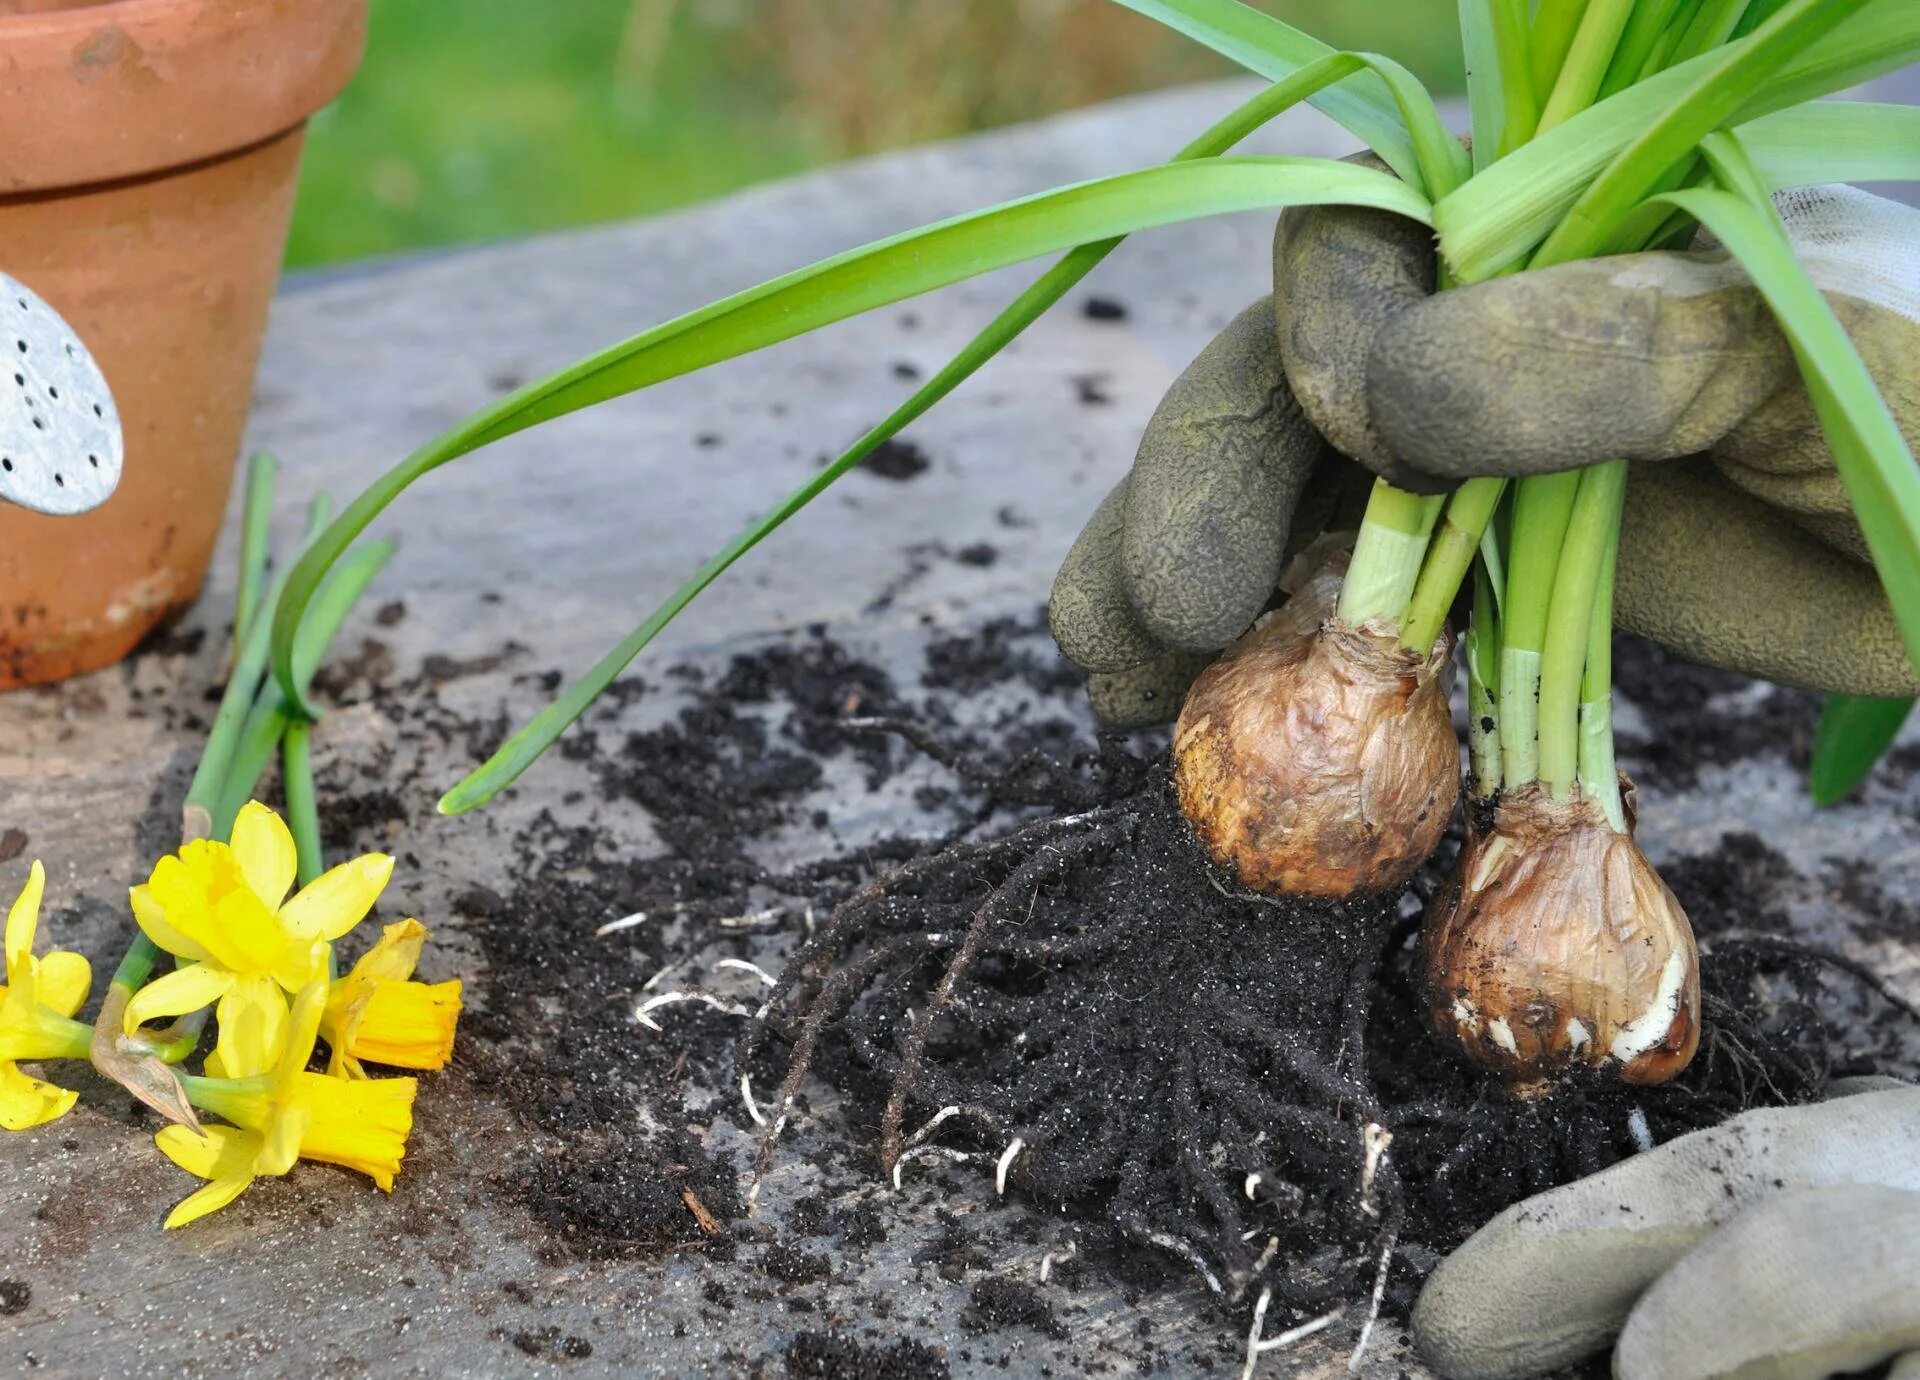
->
[1435,1,1920,279]
[1460,0,1506,172]
[1532,0,1879,269]
[1810,693,1915,804]
[1739,101,1920,189]
[1105,0,1419,181]
[1655,184,1920,681]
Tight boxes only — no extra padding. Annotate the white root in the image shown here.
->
[596,910,654,936]
[1243,1288,1340,1380]
[634,990,757,1031]
[1145,1231,1223,1297]
[890,1144,974,1189]
[996,1138,1025,1196]
[1348,1234,1397,1373]
[1038,1241,1077,1284]
[740,1073,768,1128]
[1627,1105,1654,1152]
[712,957,779,988]
[1360,1123,1393,1219]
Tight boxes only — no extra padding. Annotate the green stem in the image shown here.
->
[1467,560,1504,799]
[181,494,332,836]
[282,719,324,888]
[1537,0,1639,132]
[1579,499,1628,829]
[233,453,277,644]
[1530,0,1593,104]
[1603,0,1692,94]
[1499,471,1582,786]
[1337,481,1445,628]
[1401,477,1508,652]
[1537,461,1629,797]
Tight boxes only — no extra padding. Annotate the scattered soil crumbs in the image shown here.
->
[859,439,932,482]
[1613,634,1819,790]
[786,1329,952,1379]
[299,609,1914,1368]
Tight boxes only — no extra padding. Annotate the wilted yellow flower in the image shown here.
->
[322,919,462,1078]
[0,862,94,1130]
[124,802,392,1076]
[158,974,417,1227]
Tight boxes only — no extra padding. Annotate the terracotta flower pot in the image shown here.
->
[0,0,366,688]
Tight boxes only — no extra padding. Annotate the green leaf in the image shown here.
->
[1106,0,1419,182]
[1434,0,1920,279]
[1532,0,1879,268]
[1530,0,1593,103]
[269,153,1430,726]
[1655,184,1920,684]
[1460,0,1531,169]
[1601,0,1692,96]
[1739,101,1920,190]
[1810,694,1915,804]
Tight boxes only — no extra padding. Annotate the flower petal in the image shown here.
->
[353,920,428,986]
[278,854,393,942]
[0,1059,77,1130]
[163,1174,256,1229]
[298,1070,415,1189]
[276,972,331,1083]
[156,1122,262,1180]
[211,977,290,1081]
[5,861,44,988]
[34,950,90,1020]
[131,869,213,963]
[201,886,291,975]
[258,1100,310,1178]
[350,979,463,1071]
[230,802,298,912]
[122,964,234,1034]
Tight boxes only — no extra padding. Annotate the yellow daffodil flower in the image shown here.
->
[0,862,94,1130]
[321,919,461,1079]
[124,802,393,1077]
[157,973,417,1227]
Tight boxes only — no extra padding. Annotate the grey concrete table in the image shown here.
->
[2,80,1916,1378]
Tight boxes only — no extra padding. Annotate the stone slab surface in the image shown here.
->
[1,78,1916,1379]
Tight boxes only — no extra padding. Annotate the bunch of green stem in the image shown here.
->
[90,454,388,1118]
[1335,0,1807,833]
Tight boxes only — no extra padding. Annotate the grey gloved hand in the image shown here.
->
[1052,182,1920,724]
[1412,1081,1920,1380]
[1047,294,1374,728]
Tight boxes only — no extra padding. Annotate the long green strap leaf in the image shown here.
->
[270,153,1429,723]
[1738,101,1920,189]
[1811,694,1915,805]
[1533,0,1878,268]
[431,162,1434,813]
[1435,0,1920,279]
[1459,0,1508,172]
[1105,0,1418,181]
[1655,184,1920,681]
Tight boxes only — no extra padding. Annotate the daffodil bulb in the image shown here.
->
[1172,556,1459,899]
[1421,784,1700,1094]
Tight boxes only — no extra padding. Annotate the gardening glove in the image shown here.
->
[1048,293,1375,728]
[0,269,122,517]
[1411,1080,1920,1380]
[1303,182,1920,698]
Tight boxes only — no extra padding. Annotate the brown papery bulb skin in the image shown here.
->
[1172,560,1459,899]
[1421,785,1701,1095]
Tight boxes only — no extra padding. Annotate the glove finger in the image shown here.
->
[1085,650,1212,729]
[1615,1185,1920,1380]
[1367,251,1792,481]
[1049,476,1167,674]
[1271,157,1449,490]
[1615,461,1918,698]
[1410,1088,1920,1380]
[1120,297,1324,652]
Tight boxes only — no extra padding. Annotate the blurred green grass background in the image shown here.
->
[287,0,1464,267]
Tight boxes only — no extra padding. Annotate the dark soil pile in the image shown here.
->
[312,612,1915,1359]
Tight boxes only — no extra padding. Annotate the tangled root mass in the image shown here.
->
[739,735,1914,1322]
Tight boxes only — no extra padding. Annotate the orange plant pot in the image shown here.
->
[0,0,366,688]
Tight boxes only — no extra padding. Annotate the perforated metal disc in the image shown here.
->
[0,272,123,516]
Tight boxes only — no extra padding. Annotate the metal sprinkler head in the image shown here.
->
[0,271,123,517]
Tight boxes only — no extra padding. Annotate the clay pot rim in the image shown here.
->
[0,0,367,192]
